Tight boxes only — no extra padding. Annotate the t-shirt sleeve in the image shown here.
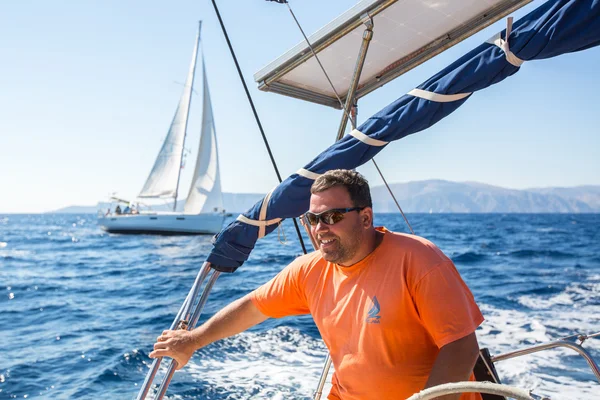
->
[250,256,311,318]
[413,261,484,348]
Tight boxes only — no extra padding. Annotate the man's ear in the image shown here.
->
[362,207,374,227]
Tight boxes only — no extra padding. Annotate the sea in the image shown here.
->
[1,213,599,400]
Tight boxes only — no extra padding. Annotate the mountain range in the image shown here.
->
[52,180,600,214]
[370,180,600,213]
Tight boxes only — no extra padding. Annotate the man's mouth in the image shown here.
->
[319,237,336,248]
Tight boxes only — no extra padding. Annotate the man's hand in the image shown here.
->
[149,329,198,370]
[147,294,268,370]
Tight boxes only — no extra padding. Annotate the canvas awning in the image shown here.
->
[254,0,532,108]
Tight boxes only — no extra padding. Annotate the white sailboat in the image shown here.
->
[98,22,225,235]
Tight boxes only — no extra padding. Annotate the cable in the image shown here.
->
[279,1,415,234]
[210,0,307,254]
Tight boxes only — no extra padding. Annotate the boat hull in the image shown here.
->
[97,213,225,235]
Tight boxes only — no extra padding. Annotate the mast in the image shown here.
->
[173,21,202,211]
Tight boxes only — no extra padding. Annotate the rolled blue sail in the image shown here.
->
[208,0,600,270]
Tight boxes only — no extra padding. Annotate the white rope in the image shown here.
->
[349,129,388,146]
[236,214,282,228]
[493,17,524,67]
[408,89,471,102]
[406,381,534,400]
[297,168,321,180]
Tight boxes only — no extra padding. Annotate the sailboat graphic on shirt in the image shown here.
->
[366,296,381,324]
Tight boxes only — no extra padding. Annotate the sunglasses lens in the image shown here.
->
[305,213,319,226]
[322,211,345,225]
[305,209,355,226]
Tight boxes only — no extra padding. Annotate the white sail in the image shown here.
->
[138,27,201,199]
[184,58,223,215]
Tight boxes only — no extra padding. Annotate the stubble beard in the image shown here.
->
[320,227,362,265]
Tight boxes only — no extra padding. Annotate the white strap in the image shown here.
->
[257,187,276,238]
[349,129,388,147]
[236,214,282,227]
[235,186,281,238]
[493,17,524,67]
[297,168,321,180]
[408,89,471,102]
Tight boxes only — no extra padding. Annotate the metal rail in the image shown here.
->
[313,356,333,400]
[136,262,219,399]
[492,333,600,383]
[154,270,221,399]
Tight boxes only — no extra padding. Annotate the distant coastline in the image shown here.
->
[43,180,600,214]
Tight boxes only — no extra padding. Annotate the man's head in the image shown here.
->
[307,169,375,266]
[310,169,373,209]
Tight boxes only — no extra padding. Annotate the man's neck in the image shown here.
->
[338,228,384,267]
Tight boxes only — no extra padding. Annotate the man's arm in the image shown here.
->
[423,331,480,400]
[149,293,268,369]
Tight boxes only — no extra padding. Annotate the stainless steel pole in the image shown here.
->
[313,356,333,400]
[136,262,212,400]
[335,19,373,141]
[154,270,222,400]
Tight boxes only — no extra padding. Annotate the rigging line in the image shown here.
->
[372,159,415,235]
[210,0,307,254]
[283,2,351,125]
[282,1,416,235]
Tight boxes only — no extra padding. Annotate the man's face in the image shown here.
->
[308,186,366,265]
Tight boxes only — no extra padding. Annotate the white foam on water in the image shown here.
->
[0,249,31,258]
[518,292,574,309]
[535,227,568,234]
[518,280,600,310]
[185,326,332,399]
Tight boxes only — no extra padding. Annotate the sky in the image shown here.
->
[1,0,599,213]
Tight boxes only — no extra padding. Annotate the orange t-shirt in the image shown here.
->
[251,227,484,400]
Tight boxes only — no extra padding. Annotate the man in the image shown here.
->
[150,169,484,400]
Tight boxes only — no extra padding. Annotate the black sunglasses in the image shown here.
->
[303,207,365,226]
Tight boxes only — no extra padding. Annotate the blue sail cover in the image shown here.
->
[208,0,600,270]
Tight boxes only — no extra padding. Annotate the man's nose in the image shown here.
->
[314,219,328,233]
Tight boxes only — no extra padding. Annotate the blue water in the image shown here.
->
[1,214,599,399]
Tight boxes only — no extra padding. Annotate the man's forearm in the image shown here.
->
[191,293,268,349]
[423,332,480,400]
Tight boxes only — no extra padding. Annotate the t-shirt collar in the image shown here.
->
[333,226,389,275]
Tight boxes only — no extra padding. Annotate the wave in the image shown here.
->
[452,251,488,263]
[0,249,32,259]
[508,249,575,259]
[518,280,600,310]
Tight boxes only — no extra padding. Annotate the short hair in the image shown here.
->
[310,169,372,208]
